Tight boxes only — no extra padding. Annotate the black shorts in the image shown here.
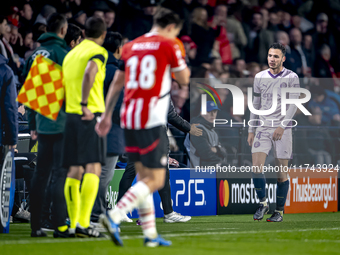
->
[62,113,106,168]
[124,126,168,169]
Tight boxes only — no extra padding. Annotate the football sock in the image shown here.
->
[57,225,68,232]
[276,180,289,211]
[252,172,266,202]
[138,194,157,239]
[79,173,100,228]
[109,181,151,224]
[64,178,80,230]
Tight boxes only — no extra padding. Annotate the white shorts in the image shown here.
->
[251,127,292,159]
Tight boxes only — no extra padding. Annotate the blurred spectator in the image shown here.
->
[19,2,34,30]
[123,4,158,40]
[226,8,247,60]
[277,11,292,33]
[69,10,87,30]
[232,57,248,78]
[267,8,280,32]
[191,0,214,17]
[310,13,338,65]
[289,28,311,78]
[190,7,220,65]
[7,6,20,27]
[35,5,57,25]
[14,28,33,58]
[313,44,340,91]
[171,79,189,114]
[105,9,115,30]
[247,62,261,78]
[0,16,9,58]
[243,12,274,64]
[64,23,82,50]
[208,57,223,79]
[210,5,232,65]
[275,30,293,70]
[308,86,340,125]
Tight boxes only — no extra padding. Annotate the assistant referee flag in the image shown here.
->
[17,54,64,120]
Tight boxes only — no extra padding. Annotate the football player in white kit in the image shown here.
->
[247,43,300,222]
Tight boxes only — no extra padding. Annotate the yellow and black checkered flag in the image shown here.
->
[17,55,64,121]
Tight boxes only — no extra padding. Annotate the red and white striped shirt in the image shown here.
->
[120,32,186,130]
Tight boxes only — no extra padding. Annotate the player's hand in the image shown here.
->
[272,127,284,141]
[189,124,203,136]
[81,106,94,121]
[169,157,179,167]
[9,144,17,150]
[247,133,254,147]
[95,113,112,137]
[30,130,38,140]
[211,147,217,153]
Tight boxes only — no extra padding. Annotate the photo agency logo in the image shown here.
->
[198,83,312,128]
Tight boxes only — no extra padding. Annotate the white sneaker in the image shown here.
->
[120,214,133,223]
[164,212,191,223]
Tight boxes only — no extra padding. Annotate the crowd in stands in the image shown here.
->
[1,0,340,167]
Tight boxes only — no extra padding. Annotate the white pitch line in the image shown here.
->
[1,228,340,245]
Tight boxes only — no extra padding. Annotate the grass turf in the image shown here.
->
[1,213,340,255]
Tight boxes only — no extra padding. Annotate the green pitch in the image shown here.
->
[1,213,340,255]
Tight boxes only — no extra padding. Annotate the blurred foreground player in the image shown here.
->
[247,43,300,222]
[96,8,190,246]
[62,17,107,238]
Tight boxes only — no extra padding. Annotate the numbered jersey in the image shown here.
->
[119,32,186,130]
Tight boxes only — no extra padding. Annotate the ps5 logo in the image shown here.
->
[175,179,205,206]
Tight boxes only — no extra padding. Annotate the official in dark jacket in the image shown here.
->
[186,101,227,167]
[0,54,18,152]
[91,32,125,223]
[23,14,69,237]
[117,99,203,223]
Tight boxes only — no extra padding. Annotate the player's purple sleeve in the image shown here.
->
[279,74,300,129]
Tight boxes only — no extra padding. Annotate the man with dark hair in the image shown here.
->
[62,17,107,238]
[0,16,8,59]
[91,31,124,224]
[96,7,190,247]
[19,2,33,30]
[23,13,69,238]
[64,23,82,50]
[244,12,274,64]
[247,42,300,222]
[104,10,115,30]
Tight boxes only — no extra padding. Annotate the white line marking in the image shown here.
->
[1,228,339,245]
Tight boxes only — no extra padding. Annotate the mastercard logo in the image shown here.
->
[219,180,229,207]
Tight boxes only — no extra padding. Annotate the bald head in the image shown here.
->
[276,31,289,46]
[290,28,302,46]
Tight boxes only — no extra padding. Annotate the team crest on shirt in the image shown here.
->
[280,82,287,88]
[254,141,260,148]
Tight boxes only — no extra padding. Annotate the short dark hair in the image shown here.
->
[85,17,106,38]
[153,8,183,28]
[65,23,82,46]
[269,42,286,56]
[103,32,123,53]
[47,13,67,34]
[0,15,7,24]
